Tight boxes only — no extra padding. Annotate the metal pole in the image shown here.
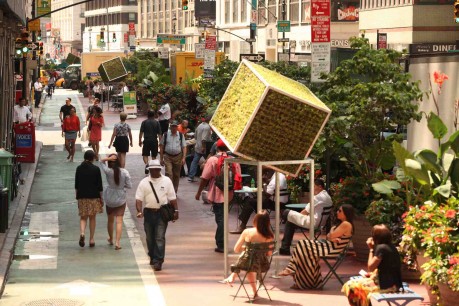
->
[107,7,110,51]
[223,158,229,277]
[22,21,28,99]
[32,0,37,83]
[282,0,286,54]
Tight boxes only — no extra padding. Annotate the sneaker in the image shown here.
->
[279,248,291,256]
[214,247,224,253]
[188,177,196,182]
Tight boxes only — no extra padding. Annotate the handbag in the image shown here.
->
[81,127,89,142]
[149,182,175,222]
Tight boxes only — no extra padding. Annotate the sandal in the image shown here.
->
[278,268,294,277]
[79,235,85,247]
[115,245,122,250]
[218,278,234,287]
[107,238,113,246]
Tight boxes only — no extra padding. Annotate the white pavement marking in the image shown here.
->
[18,211,59,270]
[124,207,166,306]
[54,279,109,296]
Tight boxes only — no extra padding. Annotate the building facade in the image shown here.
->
[51,0,85,60]
[0,0,29,151]
[84,0,138,52]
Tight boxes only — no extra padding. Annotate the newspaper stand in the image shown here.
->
[14,121,36,163]
[222,158,315,278]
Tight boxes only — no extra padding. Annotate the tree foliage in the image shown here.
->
[122,50,169,85]
[319,36,423,179]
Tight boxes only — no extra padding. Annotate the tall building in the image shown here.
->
[84,0,138,52]
[51,0,85,60]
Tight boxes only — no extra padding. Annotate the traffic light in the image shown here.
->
[15,38,22,55]
[455,1,459,23]
[38,42,44,56]
[37,31,42,41]
[100,31,105,43]
[112,33,117,42]
[182,0,188,10]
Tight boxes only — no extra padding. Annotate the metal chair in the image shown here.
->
[300,205,333,239]
[231,241,276,303]
[319,240,352,288]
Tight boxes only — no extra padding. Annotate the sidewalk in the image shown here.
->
[0,89,432,305]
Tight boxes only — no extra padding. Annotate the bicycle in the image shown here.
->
[10,154,26,201]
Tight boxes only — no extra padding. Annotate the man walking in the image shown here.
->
[135,159,178,271]
[59,97,74,122]
[13,98,32,124]
[139,110,163,174]
[279,178,333,255]
[195,139,241,253]
[159,121,186,193]
[188,116,212,182]
[33,78,43,108]
[157,99,171,135]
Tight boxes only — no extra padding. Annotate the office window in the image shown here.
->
[258,0,266,25]
[301,0,311,23]
[129,13,136,20]
[290,0,299,22]
[233,0,239,23]
[241,0,247,22]
[268,0,277,24]
[225,0,230,23]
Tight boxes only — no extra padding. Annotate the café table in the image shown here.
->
[285,203,308,212]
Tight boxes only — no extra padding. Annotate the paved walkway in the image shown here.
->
[0,89,431,305]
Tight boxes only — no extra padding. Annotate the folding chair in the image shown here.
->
[300,205,333,239]
[319,240,352,288]
[231,241,276,303]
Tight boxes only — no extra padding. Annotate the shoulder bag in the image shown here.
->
[149,181,175,222]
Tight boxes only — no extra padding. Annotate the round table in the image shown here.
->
[285,203,308,212]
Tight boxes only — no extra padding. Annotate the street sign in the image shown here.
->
[205,35,217,50]
[278,38,289,42]
[28,19,40,32]
[246,38,256,43]
[195,43,205,59]
[250,23,257,31]
[311,0,331,43]
[28,42,39,50]
[277,20,291,32]
[158,47,169,59]
[157,34,186,45]
[240,54,265,62]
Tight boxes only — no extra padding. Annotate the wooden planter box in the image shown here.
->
[210,60,331,177]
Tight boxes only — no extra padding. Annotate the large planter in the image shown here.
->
[352,215,372,262]
[416,253,438,305]
[438,282,459,306]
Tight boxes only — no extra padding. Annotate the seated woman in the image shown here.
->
[279,204,354,290]
[219,210,274,299]
[342,224,402,306]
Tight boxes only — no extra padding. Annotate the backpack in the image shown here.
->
[163,131,183,147]
[214,154,242,191]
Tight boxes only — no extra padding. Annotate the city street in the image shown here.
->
[0,89,430,306]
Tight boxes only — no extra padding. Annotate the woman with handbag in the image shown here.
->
[108,112,133,168]
[219,210,274,299]
[100,154,132,250]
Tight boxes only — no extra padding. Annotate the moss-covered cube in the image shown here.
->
[98,57,127,82]
[210,60,331,176]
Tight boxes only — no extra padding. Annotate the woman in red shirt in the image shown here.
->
[89,106,104,160]
[63,107,81,162]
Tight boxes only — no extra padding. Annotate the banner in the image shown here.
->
[37,0,51,17]
[123,92,137,115]
[195,0,216,18]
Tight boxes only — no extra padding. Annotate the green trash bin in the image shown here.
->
[0,149,13,232]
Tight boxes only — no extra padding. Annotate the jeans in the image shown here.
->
[188,152,204,178]
[143,208,168,265]
[34,91,42,108]
[281,221,297,251]
[212,203,224,249]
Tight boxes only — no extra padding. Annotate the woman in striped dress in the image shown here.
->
[279,204,354,289]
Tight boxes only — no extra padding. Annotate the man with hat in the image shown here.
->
[195,139,241,253]
[188,115,212,182]
[135,159,178,271]
[159,120,187,193]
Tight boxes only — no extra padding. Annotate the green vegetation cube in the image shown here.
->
[210,59,331,176]
[98,57,128,82]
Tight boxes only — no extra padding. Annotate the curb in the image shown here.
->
[0,141,42,297]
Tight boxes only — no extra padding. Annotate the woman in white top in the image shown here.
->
[100,154,132,250]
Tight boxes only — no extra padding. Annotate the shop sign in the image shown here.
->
[337,6,359,21]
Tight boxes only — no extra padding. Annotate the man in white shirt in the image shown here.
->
[13,98,32,124]
[135,159,178,271]
[188,115,212,182]
[231,169,288,234]
[33,78,43,108]
[157,100,171,135]
[279,179,333,255]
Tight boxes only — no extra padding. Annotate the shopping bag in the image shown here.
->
[81,127,89,142]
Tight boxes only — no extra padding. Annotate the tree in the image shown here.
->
[319,36,423,179]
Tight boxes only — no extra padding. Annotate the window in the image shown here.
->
[129,13,136,20]
[241,0,247,22]
[225,0,230,23]
[301,0,311,23]
[268,0,277,24]
[258,0,266,25]
[290,0,299,22]
[233,0,239,23]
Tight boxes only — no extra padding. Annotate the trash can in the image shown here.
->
[0,188,8,232]
[0,149,13,196]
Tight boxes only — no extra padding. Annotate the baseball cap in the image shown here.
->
[147,159,162,169]
[170,120,179,126]
[216,139,225,147]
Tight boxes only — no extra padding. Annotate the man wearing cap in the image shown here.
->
[135,159,178,271]
[188,115,212,182]
[159,120,186,193]
[195,139,241,253]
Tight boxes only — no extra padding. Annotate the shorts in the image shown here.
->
[142,140,158,157]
